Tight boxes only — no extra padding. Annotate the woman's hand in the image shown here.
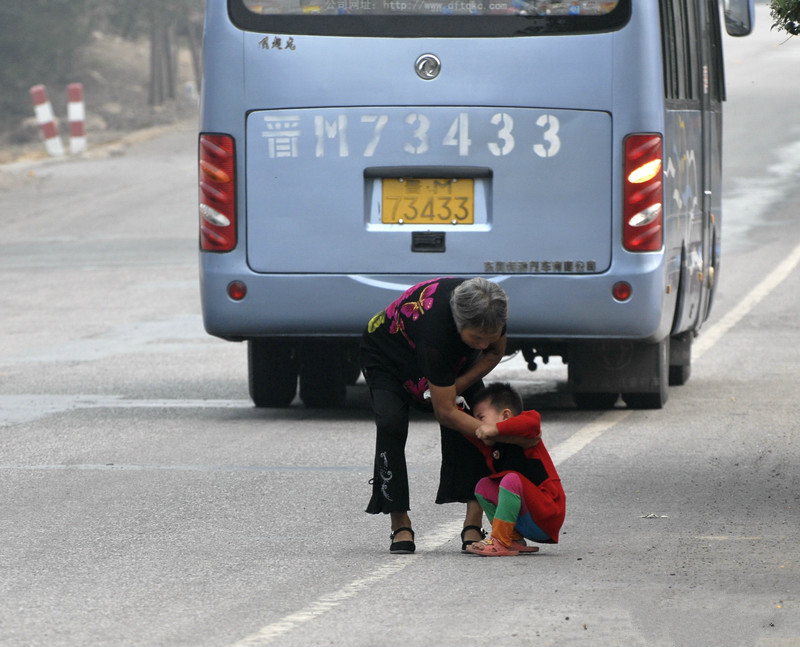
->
[429,383,488,437]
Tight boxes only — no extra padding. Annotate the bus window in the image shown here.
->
[241,0,621,16]
[660,0,702,104]
[707,0,726,102]
[229,0,631,36]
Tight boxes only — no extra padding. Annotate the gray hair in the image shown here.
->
[450,278,508,333]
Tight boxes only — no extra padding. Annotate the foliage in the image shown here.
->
[771,0,800,35]
[0,0,93,131]
[98,0,204,39]
[0,0,204,135]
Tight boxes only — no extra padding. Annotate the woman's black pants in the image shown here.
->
[364,371,488,515]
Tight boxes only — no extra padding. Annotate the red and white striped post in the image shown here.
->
[67,82,87,155]
[29,84,65,157]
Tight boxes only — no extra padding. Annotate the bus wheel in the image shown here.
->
[344,346,363,385]
[298,341,347,408]
[621,339,669,410]
[248,339,298,408]
[668,331,692,386]
[573,392,619,410]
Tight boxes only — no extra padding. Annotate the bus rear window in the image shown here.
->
[230,0,630,36]
[242,0,619,16]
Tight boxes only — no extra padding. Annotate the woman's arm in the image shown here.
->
[429,389,540,448]
[453,333,507,395]
[428,383,485,437]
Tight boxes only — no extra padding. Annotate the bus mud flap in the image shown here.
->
[568,338,669,409]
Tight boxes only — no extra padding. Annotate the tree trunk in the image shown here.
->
[149,9,176,106]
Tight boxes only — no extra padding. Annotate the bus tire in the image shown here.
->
[573,392,619,410]
[298,340,348,409]
[668,331,692,386]
[248,339,298,408]
[621,338,669,410]
[344,346,363,385]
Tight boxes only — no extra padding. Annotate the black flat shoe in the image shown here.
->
[390,526,415,554]
[460,525,486,553]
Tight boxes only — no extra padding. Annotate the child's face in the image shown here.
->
[473,400,505,425]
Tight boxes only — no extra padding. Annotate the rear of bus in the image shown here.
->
[198,0,740,408]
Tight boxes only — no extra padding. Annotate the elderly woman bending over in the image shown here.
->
[360,277,509,553]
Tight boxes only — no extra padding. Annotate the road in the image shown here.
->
[1,6,799,647]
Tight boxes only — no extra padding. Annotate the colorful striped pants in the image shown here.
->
[475,472,550,547]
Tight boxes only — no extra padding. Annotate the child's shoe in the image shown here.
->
[465,536,520,556]
[510,538,540,554]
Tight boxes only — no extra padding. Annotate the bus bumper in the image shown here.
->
[199,256,674,344]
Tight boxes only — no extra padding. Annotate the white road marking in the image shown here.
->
[231,520,466,647]
[0,394,249,426]
[694,240,800,361]
[548,408,632,464]
[2,233,798,644]
[231,560,413,647]
[228,239,800,646]
[229,409,633,646]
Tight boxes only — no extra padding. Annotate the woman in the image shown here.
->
[360,277,509,553]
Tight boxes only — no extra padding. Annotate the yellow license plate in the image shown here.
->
[381,178,474,225]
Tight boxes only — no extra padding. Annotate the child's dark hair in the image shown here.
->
[473,382,523,416]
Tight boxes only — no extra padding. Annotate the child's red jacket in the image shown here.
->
[474,409,566,543]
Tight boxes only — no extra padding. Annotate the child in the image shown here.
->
[466,382,565,556]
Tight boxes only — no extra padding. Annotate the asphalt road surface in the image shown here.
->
[1,6,799,647]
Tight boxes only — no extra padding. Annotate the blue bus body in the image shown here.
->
[198,0,753,408]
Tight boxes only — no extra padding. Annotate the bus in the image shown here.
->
[198,0,754,409]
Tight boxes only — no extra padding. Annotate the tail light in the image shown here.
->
[199,134,236,251]
[623,134,663,252]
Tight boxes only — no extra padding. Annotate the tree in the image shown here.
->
[771,0,800,35]
[98,0,203,106]
[0,1,204,135]
[0,1,93,132]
